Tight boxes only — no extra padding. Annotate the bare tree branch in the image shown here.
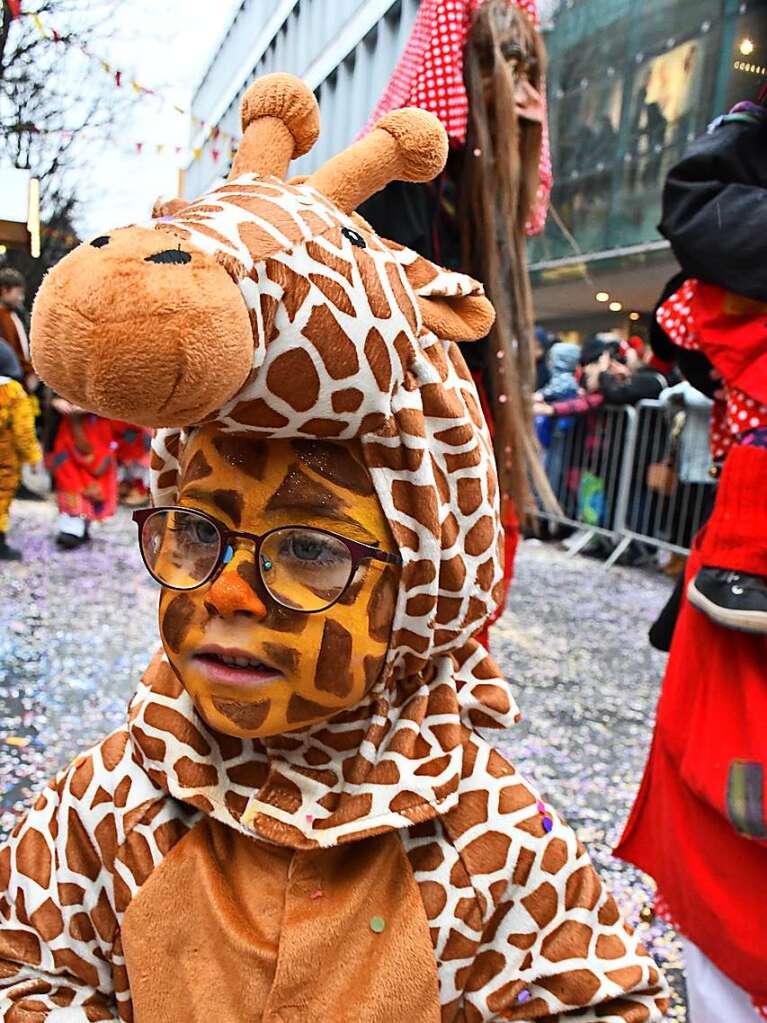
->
[0,0,134,294]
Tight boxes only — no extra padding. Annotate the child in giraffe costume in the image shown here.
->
[3,75,668,1022]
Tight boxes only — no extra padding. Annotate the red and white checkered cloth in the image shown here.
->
[362,0,552,236]
[657,278,767,461]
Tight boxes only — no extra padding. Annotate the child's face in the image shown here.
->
[157,430,399,739]
[0,285,24,308]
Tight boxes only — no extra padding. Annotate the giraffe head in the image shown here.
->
[31,73,488,427]
[33,72,505,688]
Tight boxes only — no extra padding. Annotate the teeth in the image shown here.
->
[218,654,263,670]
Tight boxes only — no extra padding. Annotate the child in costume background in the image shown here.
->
[112,421,151,507]
[1,74,667,1022]
[0,339,42,562]
[47,399,118,549]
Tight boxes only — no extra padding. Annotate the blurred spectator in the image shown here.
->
[659,381,714,486]
[0,268,33,389]
[538,341,579,403]
[589,344,670,405]
[534,325,553,391]
[535,342,580,504]
[0,340,43,561]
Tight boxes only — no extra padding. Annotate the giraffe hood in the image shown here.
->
[31,74,513,848]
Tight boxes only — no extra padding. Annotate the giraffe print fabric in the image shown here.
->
[14,74,669,1020]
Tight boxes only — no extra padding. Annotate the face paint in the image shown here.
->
[158,429,400,739]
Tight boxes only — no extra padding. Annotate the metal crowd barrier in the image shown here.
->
[531,399,717,567]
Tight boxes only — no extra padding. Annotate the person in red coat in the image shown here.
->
[654,98,767,634]
[618,93,767,1023]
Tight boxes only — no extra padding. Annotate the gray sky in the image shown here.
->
[77,0,239,238]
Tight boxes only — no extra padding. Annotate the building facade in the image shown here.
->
[530,0,766,334]
[187,0,766,337]
[184,0,420,201]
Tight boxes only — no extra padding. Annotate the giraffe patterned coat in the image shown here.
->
[17,74,669,1022]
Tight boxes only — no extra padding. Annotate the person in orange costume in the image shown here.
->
[0,340,42,561]
[0,74,667,1021]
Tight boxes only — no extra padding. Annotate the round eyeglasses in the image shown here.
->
[132,507,401,614]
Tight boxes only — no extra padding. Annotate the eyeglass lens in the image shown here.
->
[140,510,356,611]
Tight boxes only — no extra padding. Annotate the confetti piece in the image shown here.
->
[5,737,30,748]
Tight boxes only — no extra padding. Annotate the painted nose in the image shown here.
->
[204,558,267,619]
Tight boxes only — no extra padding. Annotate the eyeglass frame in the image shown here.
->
[132,506,402,613]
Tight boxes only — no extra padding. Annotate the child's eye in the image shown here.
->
[169,515,218,545]
[279,531,346,567]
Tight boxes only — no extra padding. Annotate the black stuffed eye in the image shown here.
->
[341,227,366,249]
[90,236,110,248]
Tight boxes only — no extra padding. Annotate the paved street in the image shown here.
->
[1,501,686,1017]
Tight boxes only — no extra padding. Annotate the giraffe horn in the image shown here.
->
[229,73,320,180]
[306,108,448,214]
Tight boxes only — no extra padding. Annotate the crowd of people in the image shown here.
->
[0,266,151,560]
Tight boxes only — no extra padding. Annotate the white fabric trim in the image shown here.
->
[48,1010,117,1022]
[56,513,86,538]
[684,939,762,1023]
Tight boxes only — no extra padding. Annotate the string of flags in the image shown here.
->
[9,5,240,163]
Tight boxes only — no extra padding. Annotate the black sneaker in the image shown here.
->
[15,482,45,502]
[0,542,22,561]
[688,568,767,634]
[56,531,85,550]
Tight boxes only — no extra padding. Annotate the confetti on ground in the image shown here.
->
[495,537,687,1017]
[0,504,688,1015]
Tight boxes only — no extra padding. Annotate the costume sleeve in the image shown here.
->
[463,804,668,1020]
[659,117,767,301]
[598,370,664,405]
[0,763,121,1022]
[8,381,42,465]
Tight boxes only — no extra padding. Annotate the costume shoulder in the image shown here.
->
[400,735,668,1021]
[0,728,198,1020]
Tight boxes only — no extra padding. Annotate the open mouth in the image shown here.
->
[193,646,284,688]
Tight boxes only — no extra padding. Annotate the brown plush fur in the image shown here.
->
[121,818,440,1022]
[30,76,484,428]
[31,226,253,427]
[307,108,448,214]
[231,74,320,179]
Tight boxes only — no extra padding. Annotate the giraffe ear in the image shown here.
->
[151,196,189,219]
[403,252,495,342]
